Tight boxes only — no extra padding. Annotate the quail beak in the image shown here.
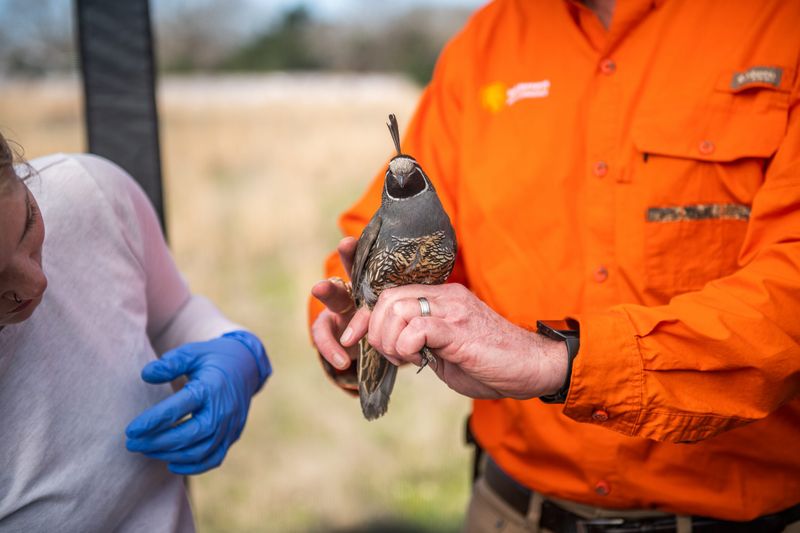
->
[397,174,406,188]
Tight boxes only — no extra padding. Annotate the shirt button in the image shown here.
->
[599,58,616,75]
[595,480,611,496]
[593,266,608,283]
[698,140,715,155]
[591,409,609,422]
[593,161,609,177]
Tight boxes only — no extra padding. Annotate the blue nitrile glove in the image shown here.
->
[125,330,271,475]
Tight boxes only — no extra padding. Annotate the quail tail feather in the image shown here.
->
[358,338,398,420]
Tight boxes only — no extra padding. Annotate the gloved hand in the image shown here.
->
[125,330,271,475]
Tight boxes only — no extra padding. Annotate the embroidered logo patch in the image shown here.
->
[506,80,550,105]
[730,66,782,90]
[481,80,550,112]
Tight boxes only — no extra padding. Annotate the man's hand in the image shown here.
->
[342,283,568,400]
[125,331,271,475]
[310,237,360,370]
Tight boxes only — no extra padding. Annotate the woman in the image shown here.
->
[0,134,271,532]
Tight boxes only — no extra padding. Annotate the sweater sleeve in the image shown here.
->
[565,75,800,443]
[73,154,242,355]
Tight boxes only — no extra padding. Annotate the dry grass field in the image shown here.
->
[0,74,472,532]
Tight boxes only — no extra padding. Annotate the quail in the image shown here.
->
[351,114,458,420]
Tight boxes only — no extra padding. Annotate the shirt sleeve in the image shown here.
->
[307,29,472,389]
[73,154,242,356]
[566,77,800,443]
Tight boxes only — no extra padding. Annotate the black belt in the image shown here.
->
[483,458,800,533]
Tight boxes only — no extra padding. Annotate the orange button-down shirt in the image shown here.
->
[310,0,800,520]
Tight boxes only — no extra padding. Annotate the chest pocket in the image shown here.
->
[630,75,790,297]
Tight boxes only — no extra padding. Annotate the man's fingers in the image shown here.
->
[368,298,420,356]
[311,311,353,370]
[341,307,370,347]
[337,237,358,275]
[375,283,461,319]
[311,279,355,315]
[383,354,405,366]
[396,316,454,359]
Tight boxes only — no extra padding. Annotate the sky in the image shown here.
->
[258,0,487,22]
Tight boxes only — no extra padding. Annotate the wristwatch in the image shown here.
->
[536,319,580,404]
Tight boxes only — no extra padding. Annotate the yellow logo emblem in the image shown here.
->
[481,82,507,113]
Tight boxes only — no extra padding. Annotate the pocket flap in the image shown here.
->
[633,91,789,163]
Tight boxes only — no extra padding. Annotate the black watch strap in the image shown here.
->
[536,319,580,404]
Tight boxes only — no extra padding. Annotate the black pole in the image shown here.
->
[75,0,166,235]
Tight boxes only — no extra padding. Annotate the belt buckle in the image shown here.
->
[576,517,626,533]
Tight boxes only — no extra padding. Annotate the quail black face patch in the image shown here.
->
[386,167,427,199]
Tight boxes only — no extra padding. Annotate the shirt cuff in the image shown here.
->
[564,308,644,436]
[564,308,749,442]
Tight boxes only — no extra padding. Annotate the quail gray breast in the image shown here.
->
[350,114,457,420]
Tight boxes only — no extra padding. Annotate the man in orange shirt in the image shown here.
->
[309,0,800,530]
